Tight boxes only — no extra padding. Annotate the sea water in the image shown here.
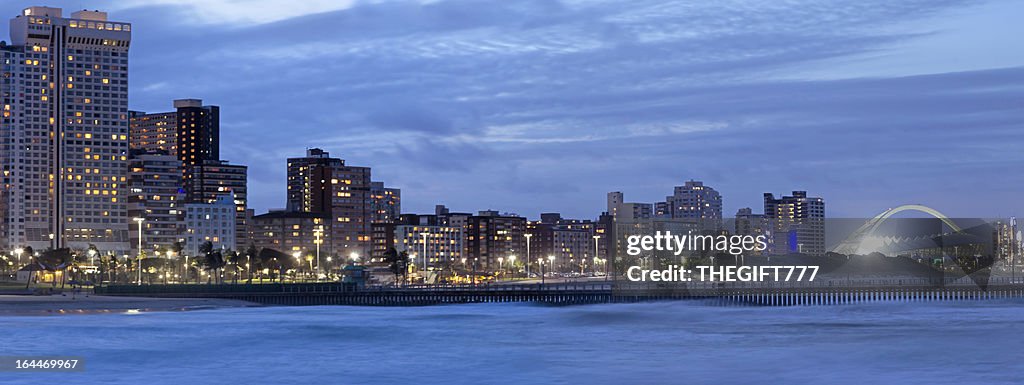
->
[3,300,1024,384]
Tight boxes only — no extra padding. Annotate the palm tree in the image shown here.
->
[244,244,259,283]
[225,250,240,283]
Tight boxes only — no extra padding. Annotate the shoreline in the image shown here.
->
[0,294,262,316]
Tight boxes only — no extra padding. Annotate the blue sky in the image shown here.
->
[4,0,1022,219]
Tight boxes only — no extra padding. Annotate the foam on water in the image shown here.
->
[4,300,1024,384]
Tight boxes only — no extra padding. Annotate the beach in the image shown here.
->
[0,294,261,315]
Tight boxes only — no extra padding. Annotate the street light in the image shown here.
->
[548,255,556,275]
[498,257,504,281]
[593,235,600,276]
[313,225,323,280]
[524,233,532,278]
[538,257,545,285]
[133,217,145,285]
[14,248,23,268]
[420,232,429,274]
[508,255,516,279]
[349,252,359,265]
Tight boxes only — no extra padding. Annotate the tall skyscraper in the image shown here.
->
[1,7,131,252]
[174,99,219,196]
[764,191,825,255]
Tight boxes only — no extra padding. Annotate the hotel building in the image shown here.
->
[0,7,132,253]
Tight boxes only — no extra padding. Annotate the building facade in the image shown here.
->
[370,181,401,224]
[249,210,326,257]
[183,193,235,256]
[1,7,132,253]
[127,150,183,253]
[285,148,399,257]
[764,191,825,255]
[129,110,176,155]
[465,210,526,273]
[174,99,219,198]
[190,159,247,249]
[658,180,722,228]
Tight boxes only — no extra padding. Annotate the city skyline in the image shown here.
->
[0,1,1021,220]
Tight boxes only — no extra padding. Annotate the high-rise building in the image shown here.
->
[129,110,176,155]
[606,191,652,221]
[174,99,219,193]
[466,210,526,272]
[764,191,825,255]
[190,159,247,249]
[285,148,374,256]
[607,192,623,217]
[370,181,401,224]
[130,98,243,250]
[1,7,132,253]
[127,150,183,253]
[525,213,596,273]
[659,180,722,225]
[286,148,343,213]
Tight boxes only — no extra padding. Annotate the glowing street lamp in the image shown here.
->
[14,247,23,267]
[508,255,517,279]
[313,225,323,280]
[420,232,429,273]
[133,217,145,285]
[524,233,533,278]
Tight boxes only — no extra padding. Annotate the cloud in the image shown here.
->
[4,0,1018,218]
[112,0,358,25]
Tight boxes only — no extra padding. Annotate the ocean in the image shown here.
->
[4,300,1024,384]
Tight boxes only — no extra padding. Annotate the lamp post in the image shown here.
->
[525,233,532,278]
[14,248,23,268]
[593,235,600,276]
[133,217,145,285]
[327,256,333,279]
[548,255,555,277]
[408,252,417,283]
[292,251,302,281]
[314,225,323,280]
[88,248,97,282]
[420,232,429,274]
[539,257,545,285]
[498,257,504,281]
[508,255,516,280]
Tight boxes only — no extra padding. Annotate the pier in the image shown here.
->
[93,276,1024,306]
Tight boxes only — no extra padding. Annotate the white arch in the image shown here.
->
[832,204,962,255]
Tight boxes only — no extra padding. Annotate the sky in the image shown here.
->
[3,0,1022,219]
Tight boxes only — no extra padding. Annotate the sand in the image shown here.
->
[0,294,261,316]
